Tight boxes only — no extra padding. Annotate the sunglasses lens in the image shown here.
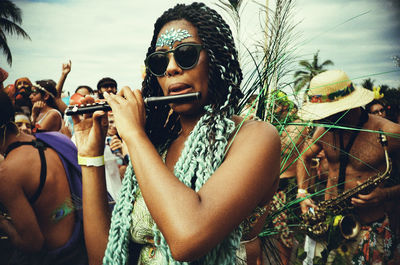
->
[147,53,169,76]
[175,45,199,69]
[146,44,202,76]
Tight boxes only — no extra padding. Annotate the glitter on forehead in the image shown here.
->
[156,28,192,48]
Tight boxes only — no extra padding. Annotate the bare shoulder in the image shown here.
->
[378,117,400,151]
[46,109,62,119]
[226,116,280,164]
[282,119,309,142]
[381,118,400,134]
[284,121,305,135]
[0,148,37,189]
[232,116,280,147]
[313,125,325,137]
[0,159,23,200]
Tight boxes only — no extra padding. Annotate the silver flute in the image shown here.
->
[65,92,201,116]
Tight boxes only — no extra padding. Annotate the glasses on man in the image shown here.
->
[145,43,203,77]
[371,108,385,115]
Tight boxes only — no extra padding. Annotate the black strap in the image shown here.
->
[4,139,48,204]
[337,109,369,193]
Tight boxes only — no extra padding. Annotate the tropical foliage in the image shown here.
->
[216,0,245,39]
[293,50,334,94]
[361,77,374,90]
[0,0,30,66]
[217,0,300,121]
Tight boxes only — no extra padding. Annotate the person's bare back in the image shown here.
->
[0,133,75,251]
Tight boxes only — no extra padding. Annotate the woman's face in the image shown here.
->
[29,88,43,103]
[155,19,209,114]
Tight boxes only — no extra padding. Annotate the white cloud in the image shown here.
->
[291,0,399,88]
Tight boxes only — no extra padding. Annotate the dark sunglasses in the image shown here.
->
[30,88,40,95]
[145,43,203,77]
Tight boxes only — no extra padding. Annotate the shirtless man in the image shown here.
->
[296,70,400,264]
[0,90,87,264]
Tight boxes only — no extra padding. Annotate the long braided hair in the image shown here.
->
[104,3,243,264]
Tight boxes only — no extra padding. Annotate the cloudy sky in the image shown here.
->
[2,0,399,96]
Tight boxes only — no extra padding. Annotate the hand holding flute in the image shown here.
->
[66,91,201,116]
[71,87,201,158]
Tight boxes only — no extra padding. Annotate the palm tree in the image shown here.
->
[293,50,333,94]
[361,78,374,90]
[0,0,31,66]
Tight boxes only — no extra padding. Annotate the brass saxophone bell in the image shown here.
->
[339,214,360,240]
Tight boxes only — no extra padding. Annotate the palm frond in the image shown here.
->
[292,50,334,96]
[0,0,22,24]
[0,0,30,66]
[320,59,333,67]
[0,31,12,65]
[0,18,31,40]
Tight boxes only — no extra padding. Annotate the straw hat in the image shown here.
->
[298,70,374,121]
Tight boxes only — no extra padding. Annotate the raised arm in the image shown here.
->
[72,97,111,265]
[296,127,323,213]
[55,60,71,114]
[105,88,280,261]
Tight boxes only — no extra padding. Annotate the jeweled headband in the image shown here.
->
[156,28,192,48]
[33,82,55,98]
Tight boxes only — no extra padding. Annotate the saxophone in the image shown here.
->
[300,133,392,239]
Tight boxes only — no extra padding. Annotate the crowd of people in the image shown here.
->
[0,2,400,265]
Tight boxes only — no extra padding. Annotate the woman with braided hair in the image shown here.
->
[73,2,280,264]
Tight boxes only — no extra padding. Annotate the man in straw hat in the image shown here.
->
[296,70,400,263]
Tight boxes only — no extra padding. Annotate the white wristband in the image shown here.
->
[297,188,308,194]
[78,155,104,167]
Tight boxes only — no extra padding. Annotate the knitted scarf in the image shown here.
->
[103,105,243,264]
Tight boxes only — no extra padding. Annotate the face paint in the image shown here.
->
[15,114,30,124]
[156,28,192,48]
[15,114,32,134]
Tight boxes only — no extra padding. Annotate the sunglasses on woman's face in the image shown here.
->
[30,88,40,95]
[145,43,203,77]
